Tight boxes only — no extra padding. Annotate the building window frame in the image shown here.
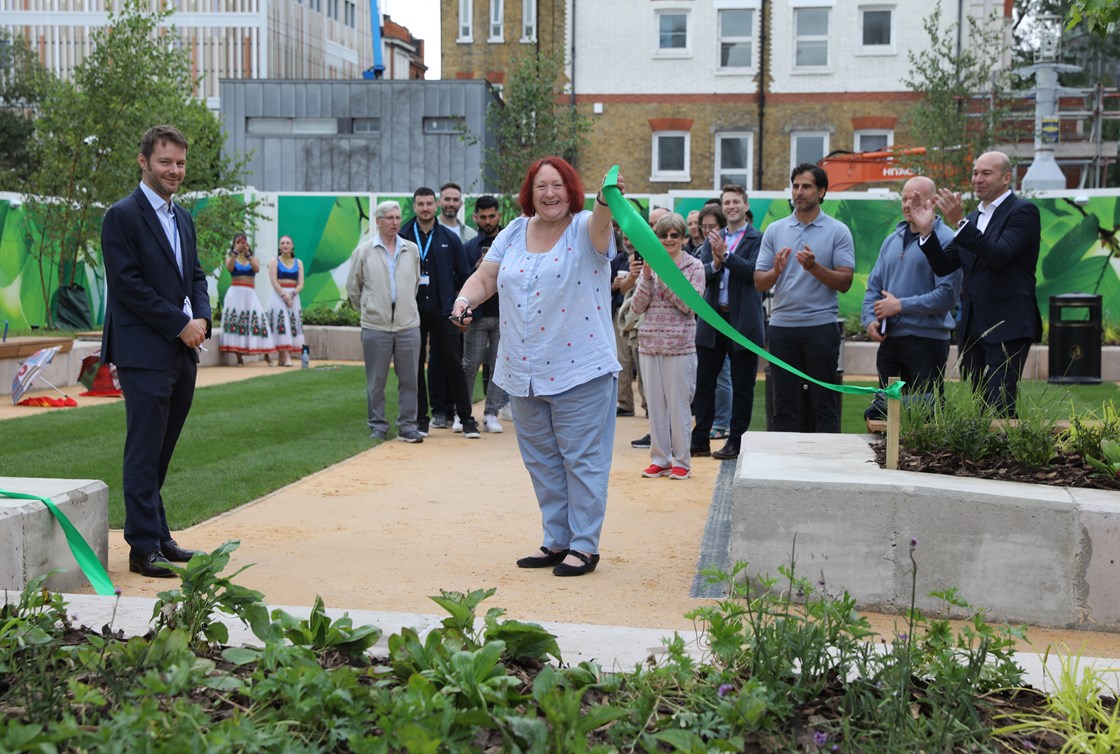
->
[717,7,754,72]
[489,0,504,42]
[458,0,473,42]
[521,0,536,42]
[858,5,895,55]
[792,6,830,70]
[854,129,893,153]
[651,131,691,182]
[715,131,754,191]
[790,130,829,172]
[653,9,691,59]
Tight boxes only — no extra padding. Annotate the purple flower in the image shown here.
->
[813,730,829,746]
[909,536,918,551]
[898,633,908,642]
[717,684,734,697]
[114,587,122,597]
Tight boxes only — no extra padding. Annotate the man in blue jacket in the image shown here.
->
[401,186,478,437]
[862,176,962,414]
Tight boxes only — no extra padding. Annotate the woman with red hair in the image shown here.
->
[452,157,625,577]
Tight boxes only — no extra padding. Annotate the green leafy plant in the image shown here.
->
[150,540,272,647]
[301,302,360,326]
[271,595,381,661]
[1086,438,1120,477]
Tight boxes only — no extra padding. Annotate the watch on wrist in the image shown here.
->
[957,218,968,230]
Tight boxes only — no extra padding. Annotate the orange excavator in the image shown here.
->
[817,147,928,192]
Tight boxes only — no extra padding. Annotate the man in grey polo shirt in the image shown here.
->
[755,163,855,433]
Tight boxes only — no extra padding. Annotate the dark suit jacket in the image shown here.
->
[400,217,470,316]
[101,185,212,368]
[919,192,1042,344]
[696,225,765,352]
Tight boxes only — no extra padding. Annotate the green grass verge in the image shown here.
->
[0,365,1115,530]
[0,366,390,530]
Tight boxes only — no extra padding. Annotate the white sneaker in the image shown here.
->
[483,414,503,433]
[498,404,513,421]
[452,416,463,433]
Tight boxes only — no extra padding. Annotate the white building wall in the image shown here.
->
[572,0,760,95]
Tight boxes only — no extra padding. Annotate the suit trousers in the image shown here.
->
[692,321,759,448]
[510,373,617,555]
[116,346,196,556]
[362,326,421,435]
[875,335,950,397]
[960,335,1032,418]
[417,309,472,425]
[641,352,697,470]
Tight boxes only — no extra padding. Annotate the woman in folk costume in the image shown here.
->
[220,233,275,366]
[267,235,305,366]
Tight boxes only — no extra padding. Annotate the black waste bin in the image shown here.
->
[1048,292,1102,384]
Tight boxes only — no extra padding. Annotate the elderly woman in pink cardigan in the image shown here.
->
[630,213,706,480]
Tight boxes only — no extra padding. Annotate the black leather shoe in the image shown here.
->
[712,442,740,461]
[691,444,711,457]
[517,546,569,568]
[553,551,600,577]
[161,540,204,562]
[128,551,176,578]
[616,407,634,417]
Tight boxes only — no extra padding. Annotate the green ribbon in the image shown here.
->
[600,165,904,401]
[0,488,116,596]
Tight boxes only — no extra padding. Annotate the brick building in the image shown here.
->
[442,0,1012,192]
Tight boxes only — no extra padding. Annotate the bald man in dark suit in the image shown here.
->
[101,125,210,577]
[912,150,1042,417]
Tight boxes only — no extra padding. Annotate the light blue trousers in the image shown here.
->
[510,373,617,555]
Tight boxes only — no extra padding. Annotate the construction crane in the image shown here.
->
[817,148,927,192]
[362,0,385,79]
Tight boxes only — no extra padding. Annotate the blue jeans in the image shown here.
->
[510,374,617,554]
[462,315,507,416]
[713,356,732,429]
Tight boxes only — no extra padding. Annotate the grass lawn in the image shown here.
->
[0,366,387,529]
[0,364,1115,530]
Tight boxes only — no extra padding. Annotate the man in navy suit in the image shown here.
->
[912,150,1042,417]
[101,125,210,577]
[691,186,765,461]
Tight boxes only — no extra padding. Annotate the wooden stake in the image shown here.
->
[885,378,900,470]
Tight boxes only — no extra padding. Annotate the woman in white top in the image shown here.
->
[452,157,625,577]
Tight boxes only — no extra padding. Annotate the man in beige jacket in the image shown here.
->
[346,200,423,442]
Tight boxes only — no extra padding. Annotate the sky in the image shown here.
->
[380,0,442,79]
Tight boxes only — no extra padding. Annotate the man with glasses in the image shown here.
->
[347,200,424,444]
[691,186,765,461]
[755,164,855,433]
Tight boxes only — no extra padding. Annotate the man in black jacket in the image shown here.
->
[691,186,765,461]
[911,151,1042,417]
[400,186,478,437]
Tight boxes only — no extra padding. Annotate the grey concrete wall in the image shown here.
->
[731,432,1120,631]
[220,79,498,193]
[0,478,108,593]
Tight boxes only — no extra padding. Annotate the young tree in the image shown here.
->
[0,29,50,183]
[901,3,1025,195]
[18,0,257,328]
[483,51,590,218]
[1066,0,1120,35]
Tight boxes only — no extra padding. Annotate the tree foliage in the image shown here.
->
[901,3,1025,195]
[483,51,590,217]
[16,0,259,328]
[1066,0,1120,35]
[0,29,50,182]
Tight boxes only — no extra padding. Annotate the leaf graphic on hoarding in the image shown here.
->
[1042,213,1099,280]
[826,199,900,274]
[307,196,368,276]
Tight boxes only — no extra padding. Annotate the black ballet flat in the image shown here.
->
[552,551,600,577]
[516,546,568,568]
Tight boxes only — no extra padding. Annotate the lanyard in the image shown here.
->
[413,226,434,263]
[723,225,746,254]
